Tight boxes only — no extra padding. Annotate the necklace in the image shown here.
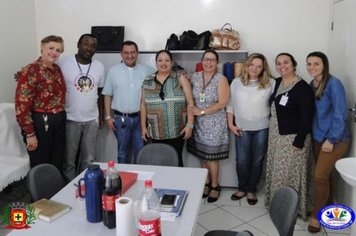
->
[76,58,92,94]
[199,72,215,102]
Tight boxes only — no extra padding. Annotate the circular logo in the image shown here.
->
[318,204,355,230]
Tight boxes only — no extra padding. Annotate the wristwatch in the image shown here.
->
[104,115,111,121]
[200,110,205,116]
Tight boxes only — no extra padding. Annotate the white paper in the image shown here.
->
[116,197,134,236]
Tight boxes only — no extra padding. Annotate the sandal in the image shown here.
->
[247,193,258,205]
[202,183,211,198]
[207,185,221,203]
[231,191,247,201]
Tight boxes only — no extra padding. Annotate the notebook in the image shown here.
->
[31,198,71,222]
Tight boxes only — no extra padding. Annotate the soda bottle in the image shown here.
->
[136,180,161,236]
[102,161,122,229]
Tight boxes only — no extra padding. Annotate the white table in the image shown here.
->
[8,163,207,236]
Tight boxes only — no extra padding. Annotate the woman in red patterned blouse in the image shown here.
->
[15,35,66,172]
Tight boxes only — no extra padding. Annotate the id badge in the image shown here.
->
[279,94,288,106]
[199,92,205,102]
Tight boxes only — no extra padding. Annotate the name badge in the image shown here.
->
[279,94,288,106]
[199,92,205,102]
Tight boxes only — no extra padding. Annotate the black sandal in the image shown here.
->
[202,183,211,198]
[207,185,221,203]
[231,191,247,201]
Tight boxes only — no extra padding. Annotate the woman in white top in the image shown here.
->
[227,53,275,205]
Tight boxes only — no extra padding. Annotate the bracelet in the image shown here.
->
[104,115,111,121]
[185,123,194,129]
[26,132,36,138]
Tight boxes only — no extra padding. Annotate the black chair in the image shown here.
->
[204,186,300,236]
[26,163,65,202]
[136,143,179,167]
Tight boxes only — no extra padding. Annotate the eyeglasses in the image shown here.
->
[202,58,217,63]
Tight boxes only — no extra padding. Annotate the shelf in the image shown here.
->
[140,50,248,54]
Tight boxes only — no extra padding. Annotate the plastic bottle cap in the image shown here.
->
[88,164,100,170]
[144,180,152,187]
[108,161,115,167]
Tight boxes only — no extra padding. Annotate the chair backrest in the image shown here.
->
[26,163,65,202]
[270,186,300,236]
[136,143,179,166]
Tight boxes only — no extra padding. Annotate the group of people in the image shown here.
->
[15,34,351,232]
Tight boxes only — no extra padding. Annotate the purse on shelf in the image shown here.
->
[91,26,125,52]
[209,23,240,50]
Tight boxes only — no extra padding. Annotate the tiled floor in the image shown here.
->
[0,180,352,236]
[193,185,351,236]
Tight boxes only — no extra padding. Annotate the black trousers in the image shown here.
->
[151,136,185,167]
[25,111,66,172]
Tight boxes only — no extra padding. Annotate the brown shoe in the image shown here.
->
[308,217,321,233]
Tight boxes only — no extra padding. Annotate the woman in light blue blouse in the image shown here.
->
[306,51,351,233]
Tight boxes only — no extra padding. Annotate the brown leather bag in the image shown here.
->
[209,23,240,50]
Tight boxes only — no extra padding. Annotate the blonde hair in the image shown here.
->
[240,53,272,89]
[41,35,64,53]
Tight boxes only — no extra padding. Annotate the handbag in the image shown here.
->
[209,23,240,50]
[91,26,124,52]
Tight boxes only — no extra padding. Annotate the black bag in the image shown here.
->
[91,26,124,52]
[165,33,180,50]
[179,30,199,50]
[197,31,212,50]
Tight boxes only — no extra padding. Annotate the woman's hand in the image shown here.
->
[229,125,243,136]
[322,139,334,153]
[141,127,150,142]
[26,135,38,151]
[180,127,192,140]
[188,106,204,116]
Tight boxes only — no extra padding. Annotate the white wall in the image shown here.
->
[33,0,331,80]
[0,0,332,103]
[328,0,356,206]
[0,0,37,103]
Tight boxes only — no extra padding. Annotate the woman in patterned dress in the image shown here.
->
[187,49,230,203]
[15,35,66,171]
[140,50,194,166]
[264,53,314,219]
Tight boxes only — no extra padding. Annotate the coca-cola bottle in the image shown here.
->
[102,161,122,229]
[136,180,161,236]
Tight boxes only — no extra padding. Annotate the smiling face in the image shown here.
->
[121,44,138,67]
[202,52,218,73]
[41,41,64,67]
[275,55,296,77]
[248,58,263,80]
[156,51,172,74]
[77,35,97,63]
[306,56,324,81]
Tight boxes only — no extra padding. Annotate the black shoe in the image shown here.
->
[202,183,211,198]
[247,198,258,205]
[247,193,258,205]
[207,185,221,203]
[231,192,247,201]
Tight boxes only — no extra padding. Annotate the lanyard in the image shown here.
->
[76,60,92,78]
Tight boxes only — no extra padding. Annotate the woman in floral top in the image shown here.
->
[15,35,66,171]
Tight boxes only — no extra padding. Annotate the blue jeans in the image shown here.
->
[235,128,268,193]
[113,115,143,164]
